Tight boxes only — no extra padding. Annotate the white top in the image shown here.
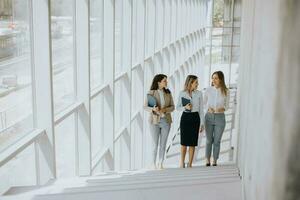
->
[176,90,204,126]
[204,86,230,111]
[158,89,165,108]
[158,89,166,117]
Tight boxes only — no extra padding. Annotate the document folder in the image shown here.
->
[147,94,157,107]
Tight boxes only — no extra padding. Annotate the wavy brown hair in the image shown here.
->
[150,74,171,94]
[184,75,198,92]
[211,71,228,96]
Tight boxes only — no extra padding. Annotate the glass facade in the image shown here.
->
[205,0,241,87]
[0,0,33,153]
[0,0,241,194]
[51,0,76,113]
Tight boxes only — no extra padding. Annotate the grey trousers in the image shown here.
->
[149,118,171,165]
[205,113,226,161]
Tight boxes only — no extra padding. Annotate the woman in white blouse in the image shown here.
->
[176,75,204,168]
[204,71,230,166]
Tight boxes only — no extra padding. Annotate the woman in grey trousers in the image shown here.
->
[204,71,230,166]
[144,74,175,169]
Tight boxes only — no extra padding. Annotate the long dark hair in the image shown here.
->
[150,74,171,94]
[211,71,228,96]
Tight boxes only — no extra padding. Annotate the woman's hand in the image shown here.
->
[159,108,166,114]
[152,106,160,114]
[216,107,225,113]
[199,125,204,133]
[185,103,192,110]
[208,107,215,113]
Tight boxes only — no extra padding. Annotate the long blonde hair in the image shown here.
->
[184,75,198,92]
[211,71,228,96]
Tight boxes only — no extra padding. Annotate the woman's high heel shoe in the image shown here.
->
[206,163,211,167]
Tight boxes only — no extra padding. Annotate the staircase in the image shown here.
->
[2,164,242,200]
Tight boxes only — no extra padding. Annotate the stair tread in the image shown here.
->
[2,179,242,200]
[3,164,241,199]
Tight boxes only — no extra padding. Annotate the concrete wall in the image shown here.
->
[237,0,300,199]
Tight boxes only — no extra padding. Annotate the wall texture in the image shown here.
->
[237,0,300,199]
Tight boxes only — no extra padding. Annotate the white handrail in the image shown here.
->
[0,128,45,167]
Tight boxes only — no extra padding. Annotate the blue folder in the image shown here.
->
[181,97,191,106]
[147,94,157,107]
[181,97,191,112]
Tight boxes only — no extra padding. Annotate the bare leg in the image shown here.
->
[180,145,187,168]
[188,146,195,167]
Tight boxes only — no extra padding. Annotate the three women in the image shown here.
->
[145,71,229,169]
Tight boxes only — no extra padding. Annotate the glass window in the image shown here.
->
[0,0,33,153]
[114,0,122,75]
[55,114,76,178]
[90,0,104,90]
[50,0,76,114]
[0,144,36,194]
[132,0,138,65]
[91,93,104,159]
[206,0,241,87]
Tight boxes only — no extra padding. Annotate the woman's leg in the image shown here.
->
[205,114,214,164]
[150,124,160,168]
[158,119,171,169]
[188,146,195,167]
[180,145,187,168]
[212,114,226,165]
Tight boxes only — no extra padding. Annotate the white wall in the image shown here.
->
[237,0,300,199]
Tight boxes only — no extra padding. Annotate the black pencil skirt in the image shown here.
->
[180,112,200,146]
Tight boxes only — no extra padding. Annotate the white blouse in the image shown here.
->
[176,90,204,126]
[158,89,165,108]
[158,89,166,117]
[204,86,230,111]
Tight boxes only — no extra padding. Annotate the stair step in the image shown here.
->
[2,178,242,200]
[92,167,238,178]
[3,178,55,195]
[94,164,238,177]
[2,165,241,200]
[85,173,240,188]
[39,176,240,197]
[87,170,239,184]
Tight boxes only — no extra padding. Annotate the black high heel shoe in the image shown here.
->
[206,163,211,166]
[212,163,217,166]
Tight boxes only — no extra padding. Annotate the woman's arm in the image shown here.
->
[163,93,175,113]
[203,88,209,112]
[224,90,230,111]
[216,90,230,112]
[176,91,185,111]
[199,92,205,127]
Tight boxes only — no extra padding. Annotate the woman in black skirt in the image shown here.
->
[176,75,204,168]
